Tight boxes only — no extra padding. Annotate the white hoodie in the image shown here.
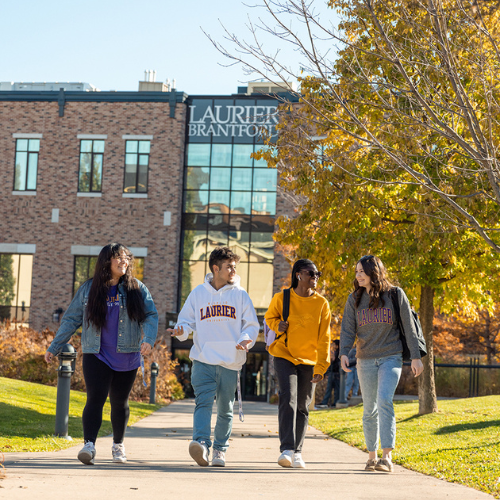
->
[175,273,259,371]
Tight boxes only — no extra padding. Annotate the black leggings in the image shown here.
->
[82,354,138,444]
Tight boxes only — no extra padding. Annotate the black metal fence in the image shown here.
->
[435,359,500,398]
[399,359,500,398]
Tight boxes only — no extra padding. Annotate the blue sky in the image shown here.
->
[1,0,339,95]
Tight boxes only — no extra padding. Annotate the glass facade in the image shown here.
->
[180,97,279,315]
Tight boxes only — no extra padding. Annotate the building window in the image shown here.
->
[78,140,105,192]
[0,253,33,323]
[73,256,145,295]
[124,141,150,193]
[14,139,40,191]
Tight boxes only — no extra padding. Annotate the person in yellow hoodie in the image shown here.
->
[265,259,331,469]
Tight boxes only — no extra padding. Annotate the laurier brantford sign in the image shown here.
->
[188,103,278,139]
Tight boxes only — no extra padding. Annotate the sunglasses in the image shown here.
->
[301,270,322,278]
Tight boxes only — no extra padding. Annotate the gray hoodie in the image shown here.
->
[340,287,421,360]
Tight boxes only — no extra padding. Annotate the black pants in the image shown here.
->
[274,357,314,453]
[82,354,138,444]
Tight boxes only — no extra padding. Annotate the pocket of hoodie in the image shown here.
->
[201,341,246,365]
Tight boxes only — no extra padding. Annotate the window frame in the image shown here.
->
[13,138,40,192]
[77,139,105,193]
[123,140,151,194]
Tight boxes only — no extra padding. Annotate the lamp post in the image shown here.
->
[149,362,159,404]
[54,344,77,439]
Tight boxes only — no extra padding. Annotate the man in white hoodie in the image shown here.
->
[168,247,259,467]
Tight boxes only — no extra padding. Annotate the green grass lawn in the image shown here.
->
[0,377,163,453]
[310,396,500,498]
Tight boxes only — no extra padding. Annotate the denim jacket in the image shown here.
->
[47,278,158,356]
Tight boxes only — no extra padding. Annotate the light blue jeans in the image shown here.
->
[356,354,403,451]
[191,360,238,452]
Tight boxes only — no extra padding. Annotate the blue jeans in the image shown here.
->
[345,366,359,399]
[320,371,340,406]
[356,354,402,451]
[191,360,238,452]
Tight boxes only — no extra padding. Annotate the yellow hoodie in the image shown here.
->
[265,288,331,377]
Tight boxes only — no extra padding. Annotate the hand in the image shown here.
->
[167,326,184,337]
[341,355,351,373]
[236,340,252,351]
[311,374,323,384]
[44,351,54,363]
[411,358,424,377]
[278,321,289,333]
[140,342,153,356]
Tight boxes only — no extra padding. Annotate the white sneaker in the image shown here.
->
[77,441,96,465]
[212,449,226,467]
[189,440,210,466]
[278,450,294,468]
[112,442,127,463]
[292,452,306,468]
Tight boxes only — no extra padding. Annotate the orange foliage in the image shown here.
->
[0,322,183,402]
[433,308,500,364]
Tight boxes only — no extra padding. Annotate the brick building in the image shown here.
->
[0,80,295,400]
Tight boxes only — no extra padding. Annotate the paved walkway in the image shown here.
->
[2,400,493,499]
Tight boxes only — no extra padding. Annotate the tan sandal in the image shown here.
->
[364,458,378,471]
[375,458,394,472]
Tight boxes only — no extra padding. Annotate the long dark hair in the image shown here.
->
[86,243,146,329]
[290,259,316,289]
[354,255,393,309]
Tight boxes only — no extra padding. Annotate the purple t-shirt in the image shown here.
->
[95,285,141,372]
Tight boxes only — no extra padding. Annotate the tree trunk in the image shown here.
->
[418,285,438,414]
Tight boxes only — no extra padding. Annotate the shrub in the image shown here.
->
[0,322,184,402]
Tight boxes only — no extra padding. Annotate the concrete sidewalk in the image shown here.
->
[2,400,493,500]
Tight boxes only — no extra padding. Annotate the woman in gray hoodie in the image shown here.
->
[340,255,423,473]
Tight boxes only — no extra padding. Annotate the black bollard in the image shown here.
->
[149,362,159,404]
[54,344,77,440]
[336,369,348,408]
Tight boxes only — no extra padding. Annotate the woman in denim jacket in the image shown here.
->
[45,243,158,465]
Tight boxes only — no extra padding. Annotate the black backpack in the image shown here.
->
[389,287,427,362]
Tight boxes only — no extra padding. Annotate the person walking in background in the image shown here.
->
[168,247,259,468]
[265,259,331,469]
[344,347,359,400]
[340,255,423,473]
[317,339,340,408]
[45,243,158,465]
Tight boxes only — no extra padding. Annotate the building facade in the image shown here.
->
[0,82,294,400]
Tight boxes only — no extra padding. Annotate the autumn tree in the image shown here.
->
[212,0,500,413]
[256,111,500,413]
[434,306,500,363]
[213,0,500,250]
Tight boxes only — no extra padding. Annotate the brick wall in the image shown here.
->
[0,99,187,331]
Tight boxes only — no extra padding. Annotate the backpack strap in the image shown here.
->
[390,287,402,330]
[282,288,290,322]
[276,288,291,345]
